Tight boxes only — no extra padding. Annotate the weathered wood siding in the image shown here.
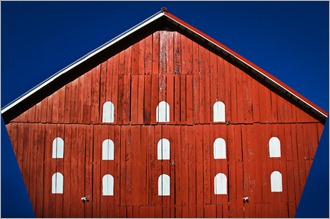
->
[6,30,324,218]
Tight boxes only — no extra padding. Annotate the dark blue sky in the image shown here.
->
[1,2,329,218]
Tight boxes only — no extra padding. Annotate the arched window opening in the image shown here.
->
[102,174,114,196]
[52,172,64,194]
[269,137,281,158]
[52,137,64,159]
[213,101,225,122]
[102,101,114,123]
[271,171,282,192]
[158,174,170,196]
[214,173,227,195]
[156,101,170,122]
[157,138,170,160]
[102,139,114,160]
[214,138,226,159]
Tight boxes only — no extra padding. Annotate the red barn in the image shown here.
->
[1,9,328,218]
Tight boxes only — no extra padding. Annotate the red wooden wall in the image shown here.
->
[6,30,324,217]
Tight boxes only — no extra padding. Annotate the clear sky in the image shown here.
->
[1,1,329,218]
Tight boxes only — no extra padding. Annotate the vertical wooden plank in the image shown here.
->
[229,65,237,123]
[167,32,174,75]
[147,126,155,206]
[198,47,205,124]
[144,75,152,124]
[131,126,141,205]
[192,42,199,124]
[64,83,71,124]
[35,124,44,217]
[35,102,42,123]
[58,86,66,123]
[91,65,101,124]
[125,47,132,76]
[137,75,145,124]
[76,74,84,124]
[203,125,211,205]
[174,75,181,124]
[195,125,204,211]
[123,75,131,124]
[188,126,197,217]
[84,125,93,218]
[153,126,162,206]
[120,126,127,207]
[173,32,181,75]
[69,79,78,124]
[166,75,174,125]
[210,53,218,120]
[69,125,79,218]
[139,126,148,206]
[180,75,187,124]
[138,38,145,75]
[181,126,189,206]
[259,85,272,123]
[131,75,139,124]
[131,42,139,75]
[63,125,72,218]
[118,50,125,75]
[82,70,92,124]
[227,125,237,217]
[46,94,53,123]
[144,35,152,75]
[173,126,182,207]
[100,61,108,124]
[251,78,260,122]
[28,124,37,213]
[204,73,211,123]
[234,125,244,217]
[114,126,121,216]
[270,91,279,122]
[117,75,124,125]
[151,75,159,124]
[159,31,168,75]
[92,126,101,217]
[152,31,160,75]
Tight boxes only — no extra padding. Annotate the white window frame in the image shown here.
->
[214,138,226,159]
[156,101,170,122]
[157,138,170,160]
[102,139,114,160]
[271,171,283,192]
[158,174,170,196]
[214,173,227,195]
[52,137,64,159]
[102,174,114,196]
[269,137,281,158]
[52,172,64,194]
[102,101,114,123]
[213,101,225,122]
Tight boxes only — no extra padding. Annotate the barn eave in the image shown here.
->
[1,10,328,124]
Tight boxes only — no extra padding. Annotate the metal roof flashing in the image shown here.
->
[1,10,328,124]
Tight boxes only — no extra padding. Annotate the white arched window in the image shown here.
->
[156,101,170,122]
[102,101,114,123]
[102,139,114,160]
[213,101,225,122]
[269,137,281,158]
[270,171,282,192]
[214,138,226,159]
[214,173,227,195]
[52,172,64,194]
[102,174,114,196]
[157,138,170,160]
[52,137,64,159]
[158,174,170,196]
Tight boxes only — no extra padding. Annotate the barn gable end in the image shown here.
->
[2,10,328,218]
